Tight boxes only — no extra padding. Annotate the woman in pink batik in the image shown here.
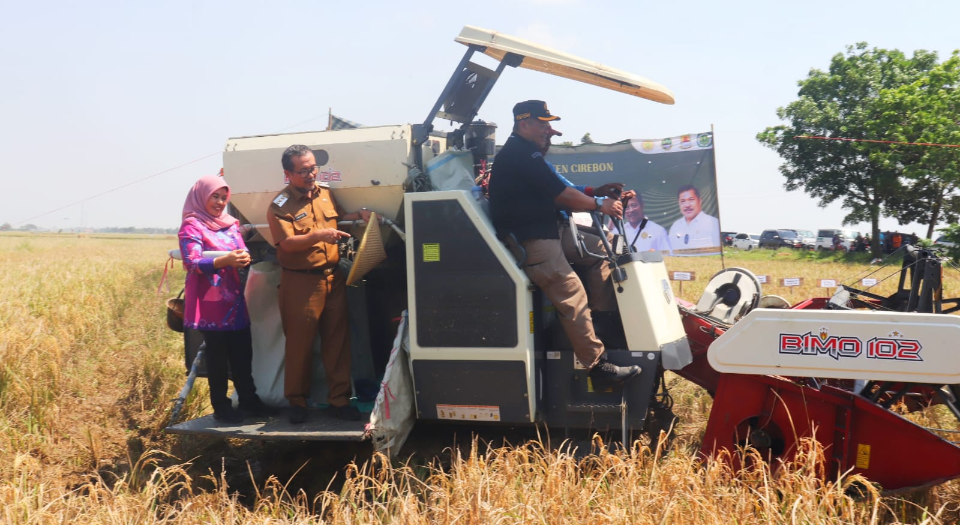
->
[178,174,275,423]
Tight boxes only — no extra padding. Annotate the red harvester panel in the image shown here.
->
[702,374,960,492]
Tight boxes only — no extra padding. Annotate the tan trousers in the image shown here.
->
[520,238,603,369]
[558,223,617,312]
[278,269,352,408]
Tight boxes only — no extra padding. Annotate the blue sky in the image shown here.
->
[2,1,958,236]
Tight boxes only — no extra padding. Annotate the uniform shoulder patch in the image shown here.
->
[531,152,543,159]
[272,193,289,207]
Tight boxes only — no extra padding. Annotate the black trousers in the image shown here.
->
[199,327,258,412]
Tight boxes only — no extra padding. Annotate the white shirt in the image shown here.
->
[668,212,721,255]
[615,218,671,254]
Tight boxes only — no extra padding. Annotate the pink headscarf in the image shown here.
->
[181,174,239,231]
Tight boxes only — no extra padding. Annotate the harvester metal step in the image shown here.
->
[565,403,624,413]
[165,408,368,441]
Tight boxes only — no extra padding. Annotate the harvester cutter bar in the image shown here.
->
[703,373,960,492]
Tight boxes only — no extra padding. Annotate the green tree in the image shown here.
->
[580,133,594,145]
[757,43,938,256]
[935,223,960,261]
[883,174,960,239]
[871,52,960,239]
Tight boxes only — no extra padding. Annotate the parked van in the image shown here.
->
[816,229,860,251]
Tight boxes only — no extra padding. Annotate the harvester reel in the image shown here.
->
[939,385,960,421]
[695,267,762,324]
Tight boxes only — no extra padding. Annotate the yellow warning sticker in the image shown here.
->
[856,443,870,469]
[586,376,612,393]
[423,243,440,262]
[529,311,534,333]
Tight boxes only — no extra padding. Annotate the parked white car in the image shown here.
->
[935,236,956,248]
[731,232,760,250]
[796,229,816,250]
[815,228,860,251]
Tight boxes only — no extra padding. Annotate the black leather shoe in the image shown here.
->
[239,397,280,418]
[327,404,362,421]
[288,405,309,424]
[213,406,244,424]
[588,358,641,390]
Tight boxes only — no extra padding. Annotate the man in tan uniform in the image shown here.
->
[267,144,374,424]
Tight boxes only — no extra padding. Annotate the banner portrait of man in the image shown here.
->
[543,131,721,256]
[616,190,671,254]
[668,184,720,254]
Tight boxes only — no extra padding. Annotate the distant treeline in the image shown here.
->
[0,223,177,234]
[90,227,178,234]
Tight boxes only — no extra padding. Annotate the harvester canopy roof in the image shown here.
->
[455,26,675,105]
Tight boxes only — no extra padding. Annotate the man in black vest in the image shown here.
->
[488,100,640,389]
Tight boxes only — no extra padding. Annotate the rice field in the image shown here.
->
[1,232,958,524]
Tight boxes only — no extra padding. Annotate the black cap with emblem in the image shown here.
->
[512,100,561,122]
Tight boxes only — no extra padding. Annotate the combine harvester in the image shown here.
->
[166,26,960,493]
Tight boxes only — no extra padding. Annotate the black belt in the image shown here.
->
[283,266,337,276]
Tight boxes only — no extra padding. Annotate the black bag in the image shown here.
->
[165,289,185,333]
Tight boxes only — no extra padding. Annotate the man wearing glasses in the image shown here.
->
[617,190,671,254]
[667,184,720,255]
[266,144,374,424]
